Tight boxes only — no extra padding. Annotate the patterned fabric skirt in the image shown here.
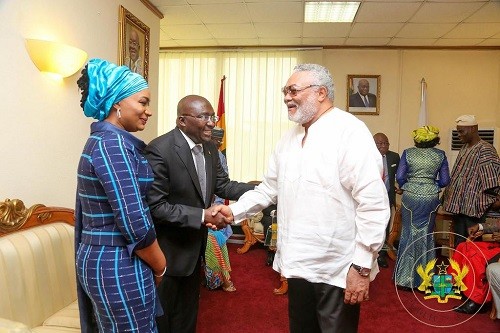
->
[204,229,232,290]
[394,191,440,289]
[76,244,159,332]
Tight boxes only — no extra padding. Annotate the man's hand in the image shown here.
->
[467,223,483,239]
[211,204,235,222]
[203,209,231,230]
[344,266,370,305]
[492,231,500,242]
[491,195,500,211]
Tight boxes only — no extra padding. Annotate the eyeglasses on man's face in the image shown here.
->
[282,84,320,97]
[375,142,390,146]
[182,114,219,123]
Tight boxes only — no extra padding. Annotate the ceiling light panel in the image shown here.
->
[305,2,360,23]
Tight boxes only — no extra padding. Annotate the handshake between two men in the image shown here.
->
[203,204,235,230]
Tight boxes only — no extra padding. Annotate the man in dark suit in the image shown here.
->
[373,132,400,268]
[349,79,377,107]
[145,95,254,333]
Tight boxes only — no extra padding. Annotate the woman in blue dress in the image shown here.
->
[75,59,166,332]
[393,126,450,290]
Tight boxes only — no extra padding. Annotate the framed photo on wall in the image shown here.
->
[347,75,380,115]
[119,6,150,81]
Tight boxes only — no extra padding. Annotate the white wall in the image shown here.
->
[321,49,500,155]
[0,0,160,208]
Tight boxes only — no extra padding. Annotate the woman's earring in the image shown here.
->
[117,108,122,119]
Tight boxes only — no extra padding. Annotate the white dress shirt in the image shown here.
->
[230,108,390,288]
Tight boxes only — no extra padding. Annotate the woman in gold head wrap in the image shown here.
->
[393,125,451,291]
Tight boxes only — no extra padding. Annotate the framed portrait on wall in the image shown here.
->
[119,6,150,81]
[347,75,380,115]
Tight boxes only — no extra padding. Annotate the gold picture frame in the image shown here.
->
[347,75,381,115]
[119,6,150,81]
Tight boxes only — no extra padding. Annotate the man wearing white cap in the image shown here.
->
[442,115,500,246]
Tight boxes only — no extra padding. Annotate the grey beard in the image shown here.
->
[289,103,317,124]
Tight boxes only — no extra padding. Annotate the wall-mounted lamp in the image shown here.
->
[25,39,88,79]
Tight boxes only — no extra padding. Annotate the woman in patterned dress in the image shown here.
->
[393,126,450,290]
[204,127,236,292]
[75,59,166,332]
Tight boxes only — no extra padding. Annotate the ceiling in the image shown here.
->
[150,0,500,49]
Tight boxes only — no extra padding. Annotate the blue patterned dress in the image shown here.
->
[393,147,450,289]
[75,121,159,332]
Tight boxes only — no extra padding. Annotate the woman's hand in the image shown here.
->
[153,265,167,287]
[154,275,163,287]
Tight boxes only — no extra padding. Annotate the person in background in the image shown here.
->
[204,127,236,292]
[393,126,450,291]
[214,63,390,332]
[349,79,377,107]
[75,58,166,332]
[451,210,500,314]
[125,28,143,75]
[442,115,500,246]
[144,95,254,333]
[373,132,400,268]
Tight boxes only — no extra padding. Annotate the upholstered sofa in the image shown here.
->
[0,199,80,332]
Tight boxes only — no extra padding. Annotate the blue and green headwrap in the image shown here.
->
[83,58,148,121]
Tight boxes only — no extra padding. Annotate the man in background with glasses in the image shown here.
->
[144,95,253,333]
[214,64,389,332]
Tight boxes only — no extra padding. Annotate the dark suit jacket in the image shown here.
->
[385,150,400,207]
[349,92,377,108]
[144,127,254,277]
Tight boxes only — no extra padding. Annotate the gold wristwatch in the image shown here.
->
[351,263,371,277]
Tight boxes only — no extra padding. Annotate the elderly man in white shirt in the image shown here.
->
[213,63,389,333]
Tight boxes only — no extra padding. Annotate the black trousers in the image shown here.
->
[288,278,360,333]
[156,260,201,333]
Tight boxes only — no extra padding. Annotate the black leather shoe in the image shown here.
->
[377,254,388,268]
[453,300,488,314]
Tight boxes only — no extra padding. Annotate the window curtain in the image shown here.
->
[158,50,300,182]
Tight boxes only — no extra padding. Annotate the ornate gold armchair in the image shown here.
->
[235,203,287,295]
[0,198,74,236]
[236,211,265,254]
[0,198,79,332]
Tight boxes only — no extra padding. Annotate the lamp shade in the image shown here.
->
[25,39,88,79]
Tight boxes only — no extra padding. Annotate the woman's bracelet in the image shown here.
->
[154,266,167,278]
